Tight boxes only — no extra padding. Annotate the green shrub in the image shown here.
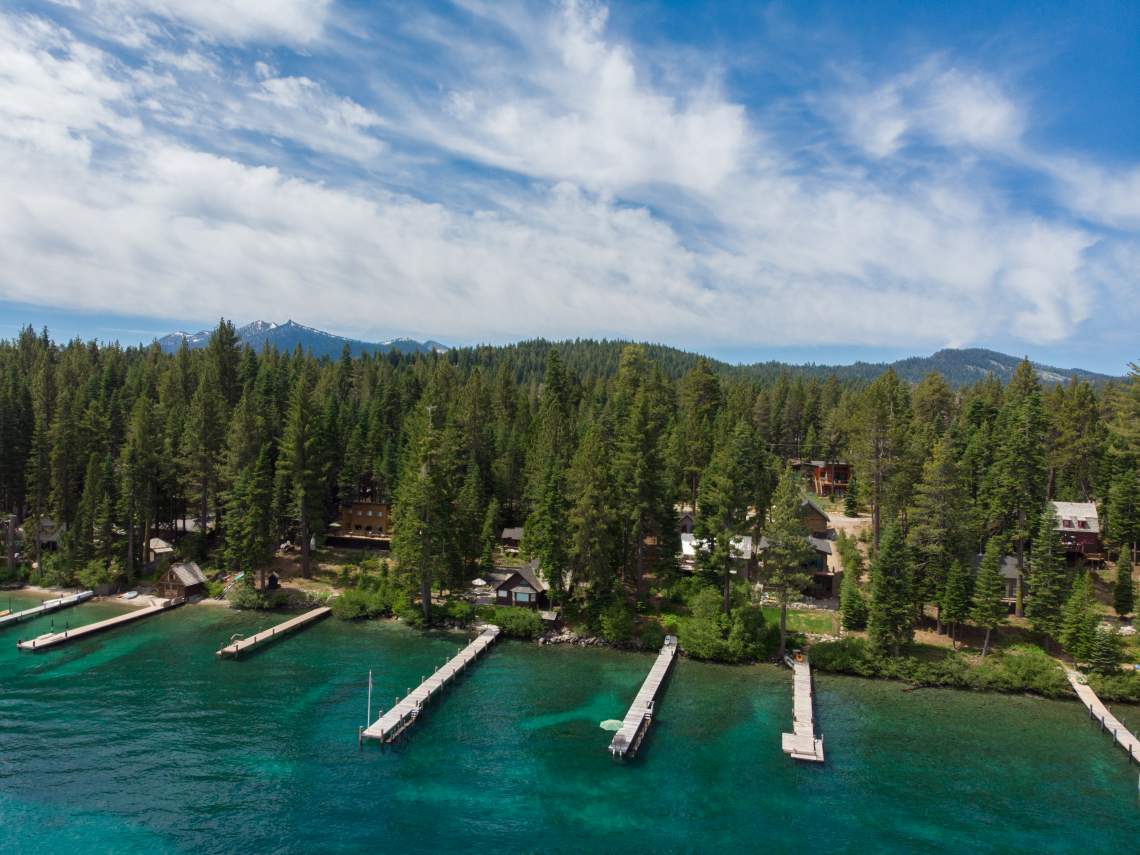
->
[443,599,475,624]
[395,601,425,628]
[330,587,388,620]
[473,605,542,638]
[680,615,730,661]
[31,553,74,588]
[205,580,225,599]
[227,582,283,611]
[600,601,635,643]
[75,558,121,590]
[638,619,666,650]
[1089,671,1140,703]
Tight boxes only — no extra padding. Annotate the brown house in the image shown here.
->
[799,499,831,536]
[793,460,851,497]
[339,500,392,539]
[157,561,207,601]
[487,560,549,609]
[1051,501,1102,562]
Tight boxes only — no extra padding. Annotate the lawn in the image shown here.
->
[763,606,837,635]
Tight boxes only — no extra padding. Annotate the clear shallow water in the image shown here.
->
[1,602,1137,854]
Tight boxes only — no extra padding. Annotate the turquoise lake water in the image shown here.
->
[1,594,1138,853]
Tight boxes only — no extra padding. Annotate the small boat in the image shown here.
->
[122,590,139,600]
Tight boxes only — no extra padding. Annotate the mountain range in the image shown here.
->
[154,322,1120,386]
[157,320,448,359]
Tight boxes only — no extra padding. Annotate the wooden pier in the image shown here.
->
[217,606,331,658]
[609,635,678,760]
[16,598,178,651]
[782,654,824,763]
[1066,669,1140,762]
[361,625,501,745]
[0,591,94,630]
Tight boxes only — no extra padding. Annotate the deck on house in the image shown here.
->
[216,606,331,658]
[0,590,94,630]
[16,598,177,651]
[609,635,678,759]
[1066,669,1140,762]
[782,655,825,763]
[362,625,501,744]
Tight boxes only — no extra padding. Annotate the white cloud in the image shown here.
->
[0,5,1135,355]
[414,0,748,195]
[94,0,332,45]
[838,59,1023,158]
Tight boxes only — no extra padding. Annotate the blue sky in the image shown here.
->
[0,1,1137,374]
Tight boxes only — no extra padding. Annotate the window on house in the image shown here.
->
[515,592,532,603]
[497,589,508,598]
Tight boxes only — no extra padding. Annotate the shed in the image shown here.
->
[157,561,207,601]
[148,537,175,564]
[799,499,831,536]
[500,526,525,550]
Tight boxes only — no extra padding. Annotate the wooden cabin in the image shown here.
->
[757,534,838,599]
[799,499,831,536]
[677,508,696,535]
[339,499,392,540]
[792,460,851,498]
[157,561,207,600]
[148,537,175,564]
[500,527,524,551]
[487,560,549,609]
[1051,501,1102,562]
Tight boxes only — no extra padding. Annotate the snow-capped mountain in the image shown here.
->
[156,320,447,358]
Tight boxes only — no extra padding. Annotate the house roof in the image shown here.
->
[800,498,830,520]
[680,532,752,560]
[149,537,174,554]
[758,534,832,556]
[500,526,525,540]
[1050,501,1100,534]
[171,561,207,587]
[489,560,549,593]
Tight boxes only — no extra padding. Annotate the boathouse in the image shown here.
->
[157,561,207,600]
[488,560,548,608]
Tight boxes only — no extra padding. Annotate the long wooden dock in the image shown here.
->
[16,598,177,651]
[609,635,678,759]
[1066,669,1140,762]
[0,590,94,630]
[782,655,824,763]
[216,606,331,658]
[362,625,501,745]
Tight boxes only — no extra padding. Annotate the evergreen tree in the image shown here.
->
[566,422,618,599]
[524,461,570,605]
[1059,571,1098,662]
[695,421,757,614]
[971,540,1007,657]
[908,438,969,629]
[867,524,914,656]
[760,466,814,658]
[1090,626,1123,675]
[1113,560,1134,619]
[940,560,972,646]
[1026,506,1067,637]
[1106,469,1140,567]
[278,371,325,579]
[843,472,859,517]
[479,495,500,570]
[986,359,1046,617]
[839,559,868,631]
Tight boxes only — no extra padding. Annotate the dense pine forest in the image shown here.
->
[1,322,1138,684]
